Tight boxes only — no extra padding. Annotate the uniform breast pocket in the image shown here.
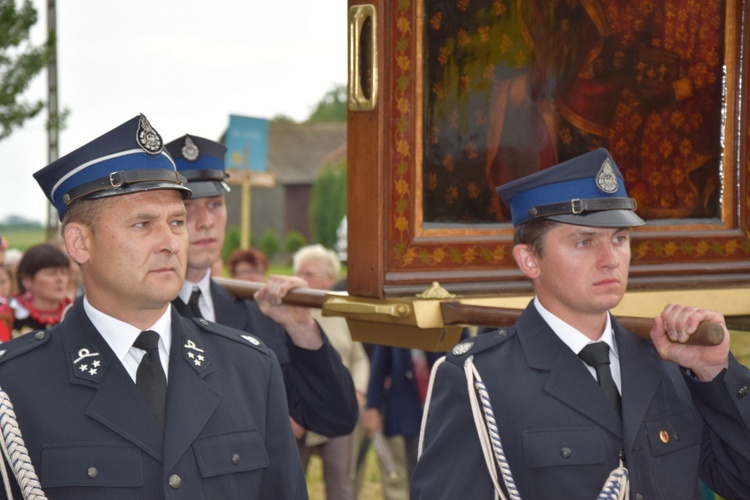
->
[522,427,616,497]
[523,427,607,468]
[41,443,142,499]
[193,430,269,478]
[644,410,702,457]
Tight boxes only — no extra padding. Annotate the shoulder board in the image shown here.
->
[0,330,52,364]
[191,317,270,355]
[445,327,516,363]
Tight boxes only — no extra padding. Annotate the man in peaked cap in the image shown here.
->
[165,134,357,439]
[412,149,750,499]
[0,115,307,498]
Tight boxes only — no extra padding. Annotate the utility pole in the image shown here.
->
[46,0,59,240]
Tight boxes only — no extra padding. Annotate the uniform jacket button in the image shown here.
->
[169,474,182,489]
[87,467,98,478]
[635,494,644,500]
[739,386,748,398]
[34,331,45,340]
[560,447,572,459]
[232,453,241,465]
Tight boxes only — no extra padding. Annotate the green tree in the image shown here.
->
[271,113,295,123]
[0,0,50,141]
[221,226,242,261]
[306,84,346,122]
[260,229,281,262]
[309,159,346,248]
[284,230,307,256]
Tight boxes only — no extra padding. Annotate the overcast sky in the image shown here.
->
[0,0,347,225]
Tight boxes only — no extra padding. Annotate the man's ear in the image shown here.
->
[63,223,90,266]
[513,244,541,280]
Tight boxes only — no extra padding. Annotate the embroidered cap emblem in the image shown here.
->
[136,114,163,154]
[71,346,108,382]
[595,158,619,194]
[452,342,474,356]
[182,136,200,161]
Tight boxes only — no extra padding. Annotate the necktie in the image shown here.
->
[578,342,621,415]
[187,287,203,318]
[133,330,167,430]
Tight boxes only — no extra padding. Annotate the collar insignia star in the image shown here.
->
[182,336,210,373]
[71,345,108,382]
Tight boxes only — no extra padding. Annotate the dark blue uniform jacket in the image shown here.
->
[173,279,358,437]
[412,303,750,499]
[0,300,308,499]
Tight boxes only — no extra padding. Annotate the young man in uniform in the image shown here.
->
[411,149,750,499]
[165,134,358,438]
[0,115,307,498]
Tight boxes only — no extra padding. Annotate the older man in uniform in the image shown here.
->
[0,115,306,499]
[164,134,357,439]
[411,149,750,499]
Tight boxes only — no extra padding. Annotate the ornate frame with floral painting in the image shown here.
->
[346,0,749,299]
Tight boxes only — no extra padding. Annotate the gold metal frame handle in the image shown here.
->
[348,4,378,111]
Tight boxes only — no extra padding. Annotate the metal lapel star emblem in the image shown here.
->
[71,345,108,382]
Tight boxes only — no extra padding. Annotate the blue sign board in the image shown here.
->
[225,114,269,172]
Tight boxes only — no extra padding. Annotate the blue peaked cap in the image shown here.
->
[34,114,190,221]
[165,134,230,199]
[496,148,645,228]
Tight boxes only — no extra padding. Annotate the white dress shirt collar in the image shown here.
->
[83,296,172,382]
[179,270,215,322]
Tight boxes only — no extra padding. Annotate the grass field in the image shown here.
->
[0,227,47,251]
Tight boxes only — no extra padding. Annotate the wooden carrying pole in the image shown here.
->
[213,277,724,346]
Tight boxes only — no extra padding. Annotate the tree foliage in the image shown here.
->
[0,0,50,142]
[306,83,346,122]
[284,230,307,255]
[309,159,346,248]
[260,229,281,262]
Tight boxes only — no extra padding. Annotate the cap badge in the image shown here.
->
[136,114,163,155]
[71,345,109,383]
[595,158,619,194]
[182,136,200,161]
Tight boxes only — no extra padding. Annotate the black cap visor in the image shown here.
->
[185,180,231,198]
[545,209,645,228]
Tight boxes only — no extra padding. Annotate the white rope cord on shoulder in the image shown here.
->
[0,387,46,499]
[464,355,630,500]
[597,461,629,500]
[0,439,13,500]
[464,356,521,500]
[417,355,445,458]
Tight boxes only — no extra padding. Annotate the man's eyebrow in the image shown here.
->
[566,229,598,238]
[128,212,161,222]
[567,228,630,238]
